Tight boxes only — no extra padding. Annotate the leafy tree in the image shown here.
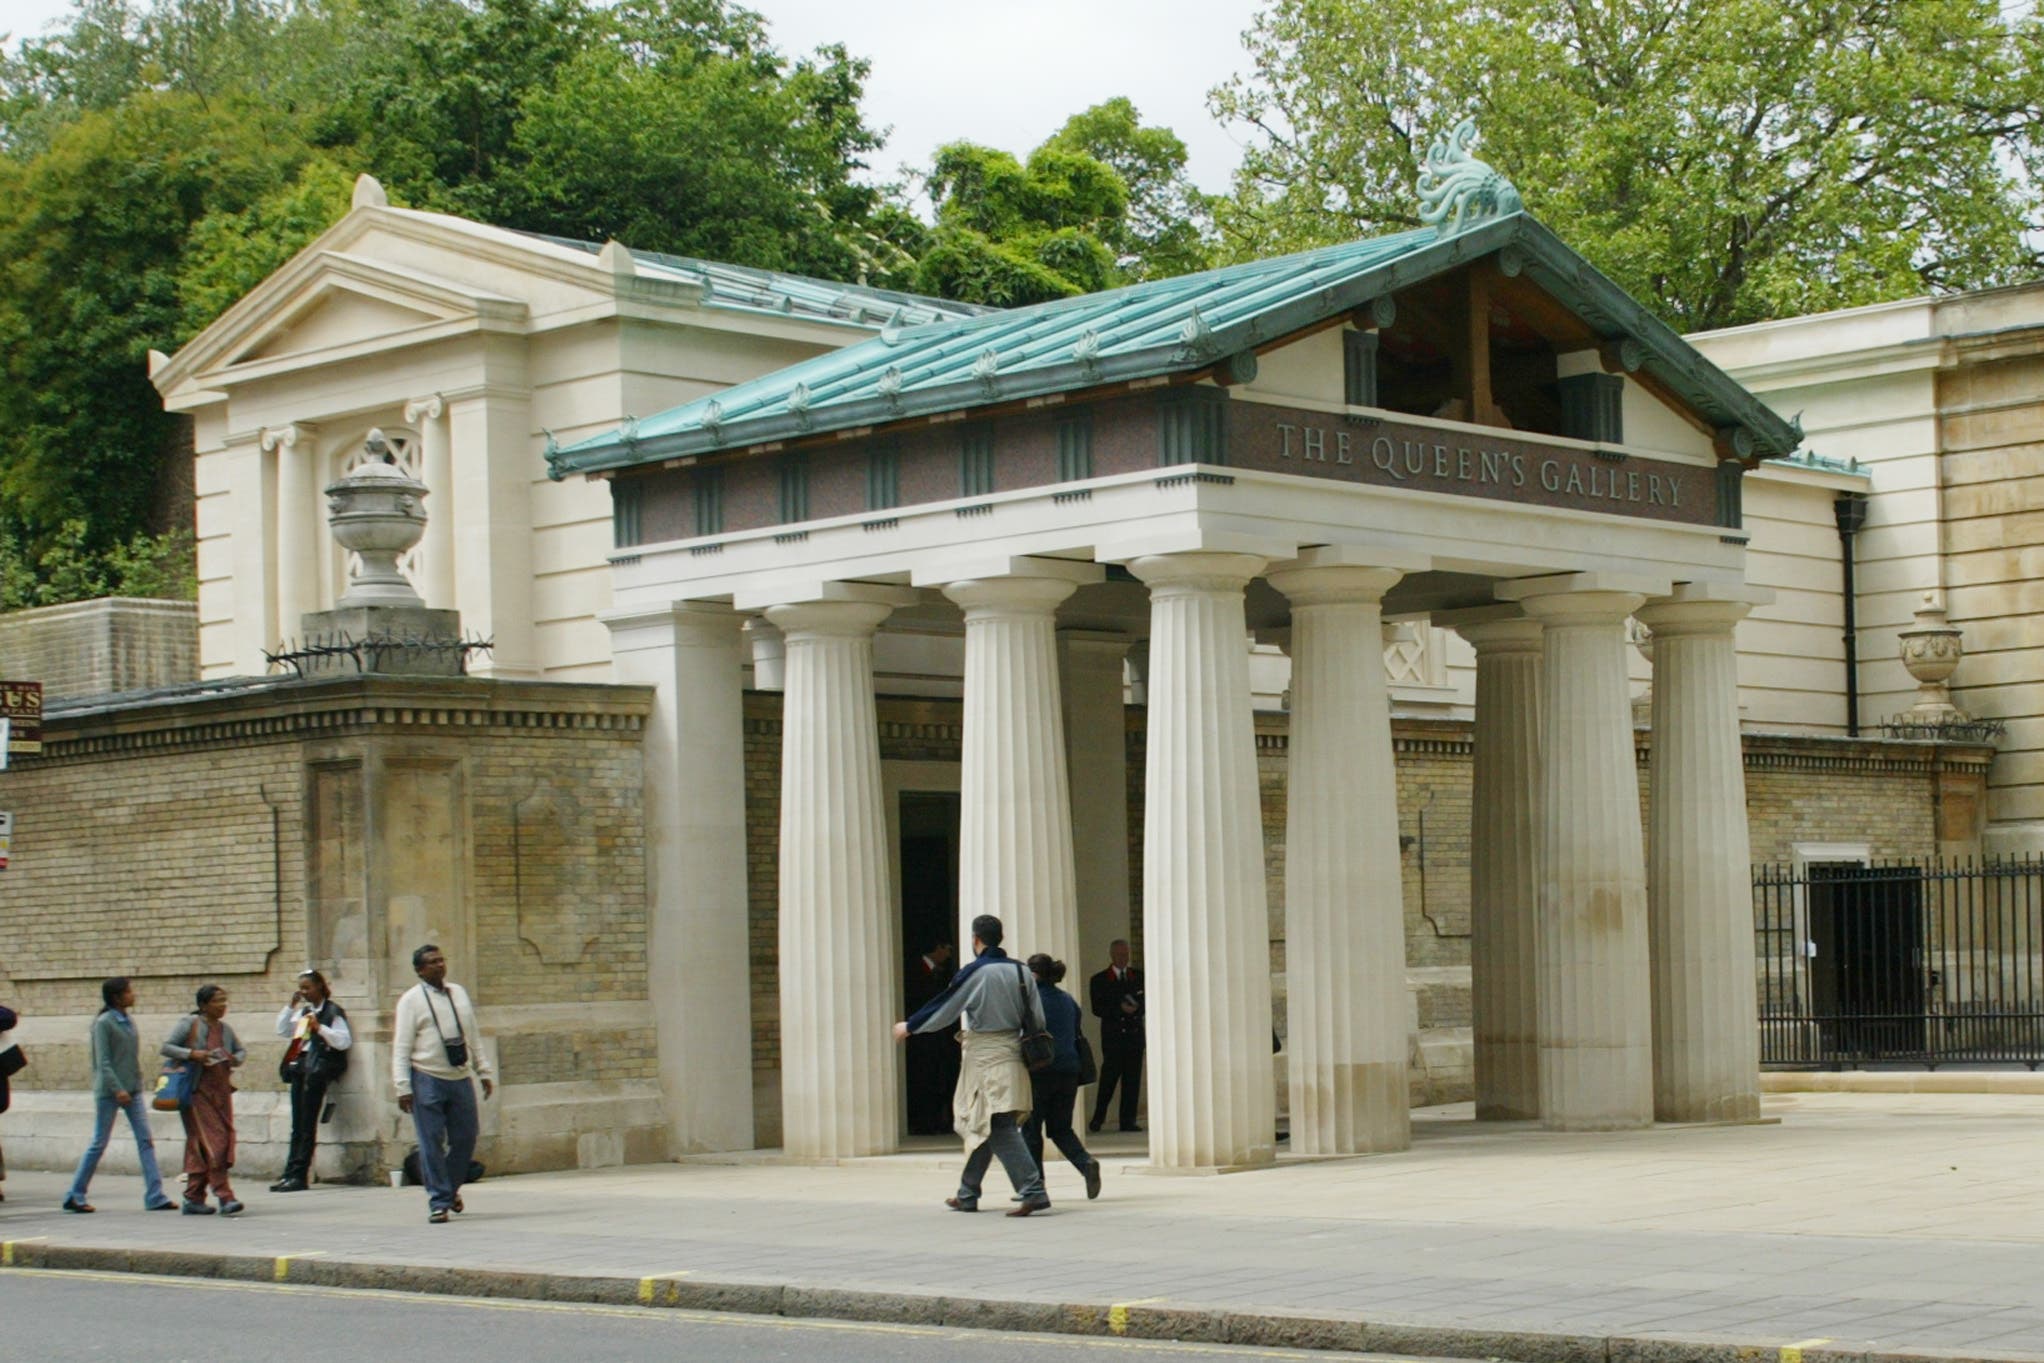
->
[913,141,1124,305]
[176,154,356,334]
[1211,0,2044,330]
[0,92,314,556]
[1042,97,1213,280]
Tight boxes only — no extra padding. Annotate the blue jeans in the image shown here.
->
[409,1069,478,1213]
[67,1091,170,1207]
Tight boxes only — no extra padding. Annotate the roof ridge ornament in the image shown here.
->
[1179,304,1218,358]
[972,347,1001,397]
[700,399,724,444]
[1417,118,1523,237]
[1072,329,1102,375]
[877,365,904,411]
[786,383,813,428]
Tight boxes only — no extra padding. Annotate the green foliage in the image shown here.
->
[0,521,195,610]
[1211,0,2044,330]
[176,154,356,334]
[0,91,314,549]
[1042,97,1213,280]
[912,102,1213,305]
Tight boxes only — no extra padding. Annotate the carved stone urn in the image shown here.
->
[325,429,428,608]
[1899,591,1965,719]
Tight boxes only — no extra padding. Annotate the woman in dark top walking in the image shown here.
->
[1023,955,1102,1201]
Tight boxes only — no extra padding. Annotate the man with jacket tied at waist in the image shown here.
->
[893,914,1052,1216]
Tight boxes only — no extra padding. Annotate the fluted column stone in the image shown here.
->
[1268,559,1410,1155]
[943,574,1085,968]
[767,593,903,1159]
[1637,588,1761,1124]
[1130,551,1275,1171]
[1453,613,1544,1121]
[1504,579,1653,1130]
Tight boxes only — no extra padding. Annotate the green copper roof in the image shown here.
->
[549,213,1801,479]
[520,231,986,328]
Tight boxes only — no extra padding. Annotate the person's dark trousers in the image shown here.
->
[408,1068,478,1213]
[1091,1037,1143,1130]
[1024,1070,1095,1176]
[955,1113,1045,1206]
[281,1070,331,1183]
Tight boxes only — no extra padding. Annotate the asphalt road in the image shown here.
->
[0,1270,1410,1362]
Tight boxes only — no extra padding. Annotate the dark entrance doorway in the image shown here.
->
[1808,862,1927,1059]
[900,792,961,1135]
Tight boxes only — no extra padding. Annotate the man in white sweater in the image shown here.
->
[391,944,494,1224]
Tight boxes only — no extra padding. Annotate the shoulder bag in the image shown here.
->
[151,1016,205,1112]
[1014,965,1055,1072]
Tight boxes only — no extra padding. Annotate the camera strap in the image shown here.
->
[420,985,467,1057]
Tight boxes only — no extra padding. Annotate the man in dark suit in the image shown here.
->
[1088,939,1144,1133]
[903,942,956,1134]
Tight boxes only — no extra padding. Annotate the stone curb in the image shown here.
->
[5,1240,2040,1363]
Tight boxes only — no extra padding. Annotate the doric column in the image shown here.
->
[265,424,319,639]
[404,395,454,610]
[767,588,912,1159]
[1500,576,1653,1130]
[1636,586,1762,1124]
[1059,630,1133,988]
[940,571,1090,968]
[604,602,754,1153]
[1448,611,1544,1121]
[1130,551,1275,1170]
[1267,555,1410,1155]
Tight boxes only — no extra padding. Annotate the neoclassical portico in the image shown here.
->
[569,159,1801,1167]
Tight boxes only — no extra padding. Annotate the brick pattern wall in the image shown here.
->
[0,678,654,1113]
[0,597,198,701]
[0,737,302,995]
[471,731,649,1005]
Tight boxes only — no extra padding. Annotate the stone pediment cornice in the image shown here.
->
[157,248,530,397]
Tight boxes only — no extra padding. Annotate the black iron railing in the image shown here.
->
[1754,857,2044,1069]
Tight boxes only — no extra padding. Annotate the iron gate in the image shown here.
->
[1754,857,2044,1068]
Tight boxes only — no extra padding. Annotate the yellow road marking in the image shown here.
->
[637,1270,693,1305]
[1,1270,1337,1357]
[2,1237,49,1266]
[1107,1296,1167,1335]
[275,1252,327,1282]
[1782,1339,1832,1363]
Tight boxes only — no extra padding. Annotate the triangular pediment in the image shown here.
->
[230,275,455,365]
[156,212,545,399]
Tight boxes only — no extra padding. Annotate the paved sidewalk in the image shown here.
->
[5,1092,2043,1358]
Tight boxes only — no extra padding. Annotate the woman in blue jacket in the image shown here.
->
[1023,955,1102,1201]
[63,977,176,1213]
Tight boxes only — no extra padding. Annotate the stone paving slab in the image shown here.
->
[3,1093,2042,1359]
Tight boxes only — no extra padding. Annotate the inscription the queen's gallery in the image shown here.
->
[1274,422,1687,509]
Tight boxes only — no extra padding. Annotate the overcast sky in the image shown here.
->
[0,0,1267,192]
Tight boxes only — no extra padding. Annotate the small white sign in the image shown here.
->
[0,809,12,870]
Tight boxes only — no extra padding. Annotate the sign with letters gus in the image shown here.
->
[0,680,42,756]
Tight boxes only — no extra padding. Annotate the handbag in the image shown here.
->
[1074,1033,1098,1087]
[151,1016,204,1112]
[1014,965,1055,1072]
